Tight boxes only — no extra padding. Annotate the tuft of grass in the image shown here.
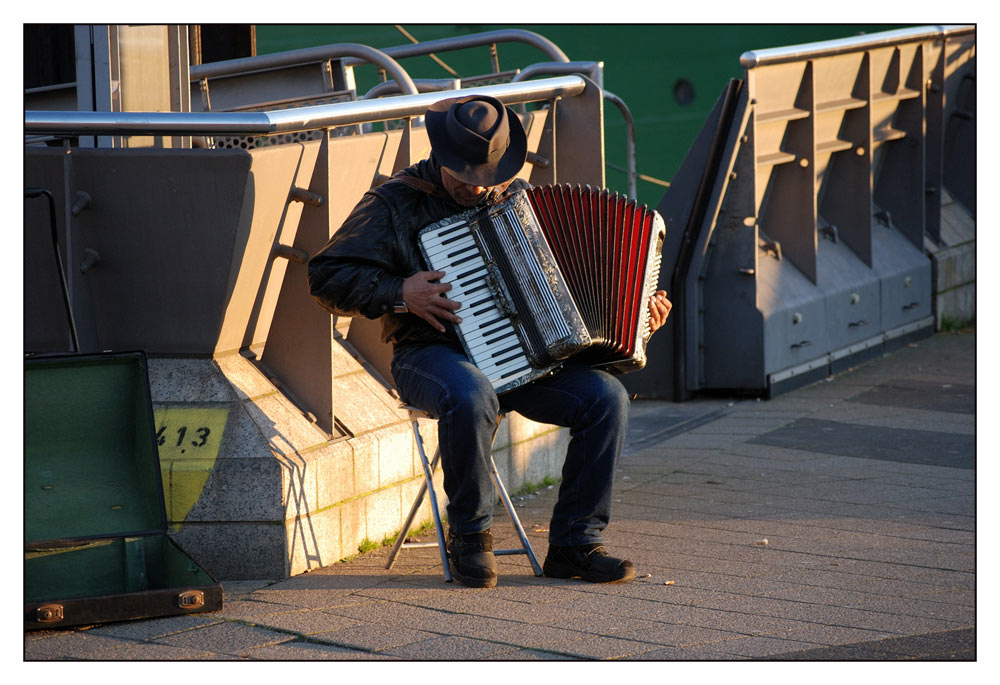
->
[940,316,975,333]
[340,519,443,563]
[380,518,438,548]
[357,537,379,554]
[511,475,560,498]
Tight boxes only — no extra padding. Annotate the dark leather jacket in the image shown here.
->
[308,156,528,349]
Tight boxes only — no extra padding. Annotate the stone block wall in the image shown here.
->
[148,337,568,580]
[928,189,975,329]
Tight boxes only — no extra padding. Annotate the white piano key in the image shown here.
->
[422,228,475,253]
[464,321,511,346]
[420,221,468,249]
[423,236,477,261]
[446,274,489,299]
[463,314,509,335]
[466,333,517,360]
[464,313,511,337]
[462,318,516,348]
[478,352,532,382]
[474,345,525,374]
[463,319,505,341]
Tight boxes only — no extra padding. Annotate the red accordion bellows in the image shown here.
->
[526,184,665,372]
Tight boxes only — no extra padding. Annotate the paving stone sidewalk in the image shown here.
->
[23,330,977,661]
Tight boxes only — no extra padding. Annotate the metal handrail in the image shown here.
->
[602,91,637,200]
[341,29,570,67]
[190,42,419,96]
[363,78,461,100]
[740,24,975,68]
[188,29,569,99]
[512,62,637,199]
[512,61,603,89]
[25,75,587,137]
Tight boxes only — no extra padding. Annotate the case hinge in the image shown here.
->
[36,604,64,624]
[175,590,205,609]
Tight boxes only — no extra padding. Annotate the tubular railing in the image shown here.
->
[740,23,975,67]
[33,25,643,197]
[512,62,636,199]
[185,30,639,196]
[512,61,601,88]
[602,91,637,200]
[363,78,462,99]
[24,75,588,137]
[341,29,570,68]
[189,43,419,97]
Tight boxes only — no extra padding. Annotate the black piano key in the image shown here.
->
[490,343,521,359]
[435,222,468,239]
[450,253,480,268]
[462,282,489,296]
[480,321,508,338]
[441,232,470,246]
[446,244,478,259]
[498,364,532,380]
[456,267,482,281]
[483,330,509,346]
[492,353,523,368]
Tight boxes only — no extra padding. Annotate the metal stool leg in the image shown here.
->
[386,412,452,581]
[486,414,544,576]
[387,409,543,580]
[488,455,543,575]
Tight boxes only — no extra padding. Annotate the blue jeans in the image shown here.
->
[391,343,630,546]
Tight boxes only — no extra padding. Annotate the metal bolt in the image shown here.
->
[80,247,101,274]
[71,191,92,216]
[289,187,324,207]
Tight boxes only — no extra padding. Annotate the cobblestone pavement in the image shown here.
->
[23,330,977,663]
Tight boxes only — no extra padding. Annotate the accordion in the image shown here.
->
[418,184,665,394]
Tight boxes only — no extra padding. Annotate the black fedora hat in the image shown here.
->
[425,94,527,187]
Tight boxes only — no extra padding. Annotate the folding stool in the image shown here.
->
[385,406,543,580]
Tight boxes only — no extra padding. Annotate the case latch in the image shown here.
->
[36,604,64,624]
[175,590,205,609]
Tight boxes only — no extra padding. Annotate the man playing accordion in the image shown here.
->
[309,94,671,588]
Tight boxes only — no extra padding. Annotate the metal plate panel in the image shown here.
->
[872,224,933,331]
[749,418,974,469]
[816,236,882,350]
[756,249,827,375]
[852,380,974,414]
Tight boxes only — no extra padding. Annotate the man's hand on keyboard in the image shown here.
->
[402,270,462,332]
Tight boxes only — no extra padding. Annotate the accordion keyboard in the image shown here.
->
[420,219,536,389]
